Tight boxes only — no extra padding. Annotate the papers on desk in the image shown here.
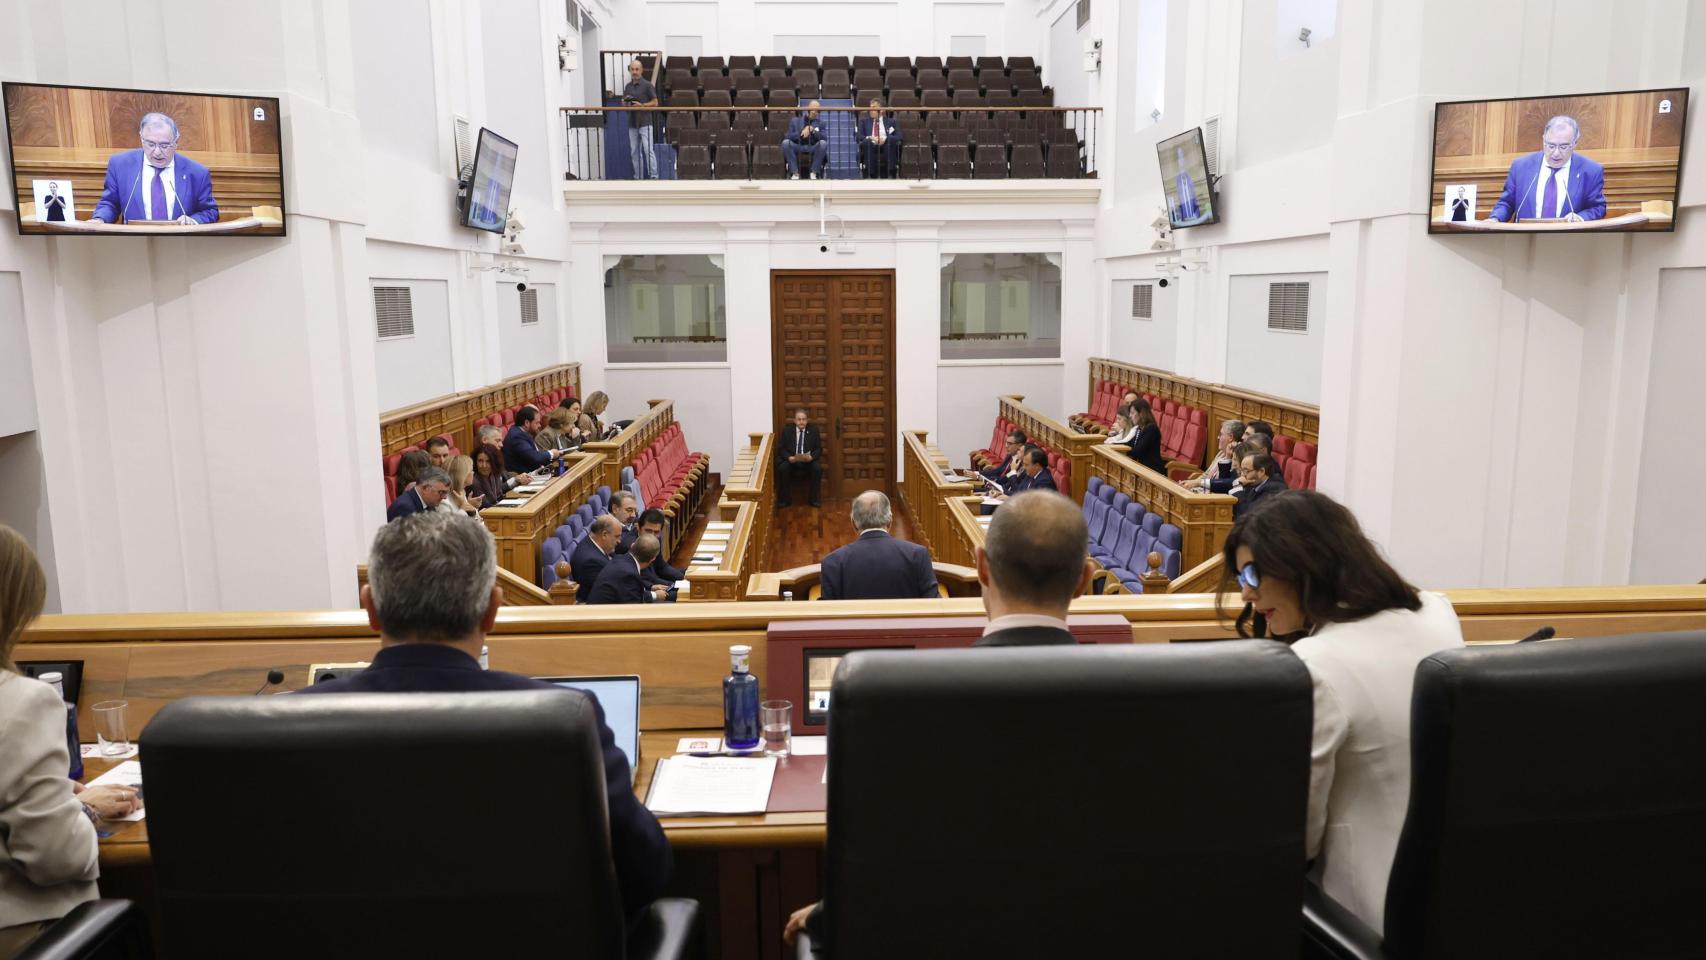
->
[86,761,146,822]
[646,755,778,815]
[705,521,735,531]
[688,565,720,575]
[512,484,548,494]
[700,532,730,541]
[494,499,525,508]
[790,735,827,756]
[981,496,1003,507]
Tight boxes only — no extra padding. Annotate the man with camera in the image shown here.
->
[623,59,659,180]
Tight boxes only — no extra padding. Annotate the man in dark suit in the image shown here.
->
[570,516,622,600]
[820,491,938,600]
[980,430,1028,484]
[1233,453,1289,518]
[857,99,902,179]
[776,408,824,508]
[588,534,665,605]
[298,512,670,921]
[785,489,1094,949]
[386,467,450,522]
[782,102,829,180]
[607,490,640,555]
[637,509,684,600]
[991,447,1057,503]
[503,405,558,475]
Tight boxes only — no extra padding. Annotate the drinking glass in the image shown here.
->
[760,700,793,757]
[91,700,130,757]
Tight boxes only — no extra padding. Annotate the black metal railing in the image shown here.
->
[561,106,1100,182]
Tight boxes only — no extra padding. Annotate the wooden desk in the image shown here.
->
[1091,443,1237,573]
[997,395,1102,503]
[899,430,974,559]
[680,500,760,601]
[478,452,605,584]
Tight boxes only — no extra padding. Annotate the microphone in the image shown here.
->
[253,668,285,694]
[1508,173,1537,225]
[1517,626,1556,643]
[117,158,145,224]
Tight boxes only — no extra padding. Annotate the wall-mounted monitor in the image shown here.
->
[3,81,285,237]
[461,127,518,234]
[1157,127,1218,229]
[1429,87,1688,234]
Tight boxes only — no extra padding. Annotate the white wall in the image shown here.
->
[1631,266,1706,584]
[1224,271,1325,404]
[0,272,38,440]
[938,361,1064,468]
[1107,277,1178,371]
[603,365,736,473]
[0,431,58,614]
[496,282,562,379]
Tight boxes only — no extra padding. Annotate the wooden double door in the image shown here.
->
[770,271,896,500]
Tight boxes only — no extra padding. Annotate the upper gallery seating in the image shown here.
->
[970,413,1071,492]
[642,53,1089,180]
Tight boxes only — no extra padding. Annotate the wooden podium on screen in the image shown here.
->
[19,202,284,235]
[1432,200,1673,233]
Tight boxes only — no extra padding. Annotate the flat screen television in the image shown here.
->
[2,81,285,237]
[1429,87,1688,234]
[462,127,518,234]
[1157,127,1218,228]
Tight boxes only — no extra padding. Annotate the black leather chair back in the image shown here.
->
[824,640,1312,956]
[1383,630,1706,958]
[142,691,624,958]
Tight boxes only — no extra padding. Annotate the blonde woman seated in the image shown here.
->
[438,454,484,515]
[535,406,585,453]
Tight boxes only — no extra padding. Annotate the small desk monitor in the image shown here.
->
[536,675,642,779]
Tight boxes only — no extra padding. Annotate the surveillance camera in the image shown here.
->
[515,281,528,292]
[820,244,829,253]
[1157,278,1170,288]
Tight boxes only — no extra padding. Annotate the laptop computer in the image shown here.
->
[534,674,642,784]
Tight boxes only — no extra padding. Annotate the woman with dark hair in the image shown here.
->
[1125,398,1167,475]
[469,444,512,509]
[394,449,432,493]
[1218,490,1463,936]
[0,526,139,953]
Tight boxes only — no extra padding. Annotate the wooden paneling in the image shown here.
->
[684,500,760,602]
[997,395,1101,503]
[379,362,581,456]
[23,587,1706,737]
[1431,89,1686,225]
[580,398,679,493]
[770,271,896,498]
[4,83,282,221]
[479,452,605,584]
[720,432,775,572]
[899,430,975,561]
[1088,358,1320,456]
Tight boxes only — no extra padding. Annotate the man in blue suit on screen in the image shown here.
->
[90,112,219,225]
[1484,115,1606,224]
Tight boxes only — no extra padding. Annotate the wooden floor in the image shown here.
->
[770,495,920,569]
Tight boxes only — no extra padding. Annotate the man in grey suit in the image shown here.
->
[820,491,938,600]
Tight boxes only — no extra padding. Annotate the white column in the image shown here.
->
[723,223,776,452]
[1057,219,1099,420]
[893,221,941,479]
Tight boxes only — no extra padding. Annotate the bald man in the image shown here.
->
[783,101,830,180]
[820,491,938,600]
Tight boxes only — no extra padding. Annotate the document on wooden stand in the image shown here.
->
[645,755,778,815]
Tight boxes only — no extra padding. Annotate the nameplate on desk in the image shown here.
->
[494,499,526,507]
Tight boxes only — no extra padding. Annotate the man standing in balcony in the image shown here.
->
[623,59,659,180]
[783,101,830,180]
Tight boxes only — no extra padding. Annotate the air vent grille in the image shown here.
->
[1267,281,1309,332]
[520,287,540,325]
[1131,283,1153,320]
[1076,0,1091,29]
[374,286,415,340]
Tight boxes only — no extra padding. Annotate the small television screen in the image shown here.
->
[3,82,284,237]
[1157,127,1218,228]
[1429,87,1688,234]
[462,127,518,234]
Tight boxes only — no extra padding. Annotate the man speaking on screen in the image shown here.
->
[1483,115,1606,224]
[89,112,219,225]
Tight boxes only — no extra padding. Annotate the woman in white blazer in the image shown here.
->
[1220,491,1464,936]
[0,526,139,956]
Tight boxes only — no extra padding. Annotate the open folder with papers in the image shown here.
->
[645,755,778,815]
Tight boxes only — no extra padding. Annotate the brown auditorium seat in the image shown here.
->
[1009,55,1036,72]
[852,55,880,71]
[890,89,920,109]
[1012,69,1042,91]
[1048,125,1080,146]
[967,120,998,149]
[729,55,757,72]
[1010,127,1043,149]
[701,89,733,110]
[1010,144,1045,178]
[666,69,696,93]
[937,144,971,178]
[883,55,912,73]
[733,112,766,140]
[789,55,819,75]
[932,124,969,147]
[762,67,790,88]
[637,54,658,75]
[797,79,820,100]
[665,112,697,139]
[948,68,978,93]
[822,55,851,72]
[769,90,799,110]
[759,55,787,72]
[699,73,732,94]
[821,70,851,98]
[699,112,732,141]
[1017,89,1050,108]
[900,143,932,179]
[921,89,951,109]
[667,90,699,108]
[664,55,694,73]
[734,89,765,109]
[853,70,884,98]
[752,143,785,179]
[713,143,748,179]
[917,71,948,92]
[974,143,1008,178]
[915,55,944,72]
[696,55,726,75]
[986,89,1015,111]
[734,73,764,93]
[954,90,986,114]
[672,127,711,149]
[677,144,711,179]
[883,67,914,93]
[1046,143,1079,178]
[975,56,1006,77]
[946,55,974,72]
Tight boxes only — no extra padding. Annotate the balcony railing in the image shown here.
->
[562,106,1100,182]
